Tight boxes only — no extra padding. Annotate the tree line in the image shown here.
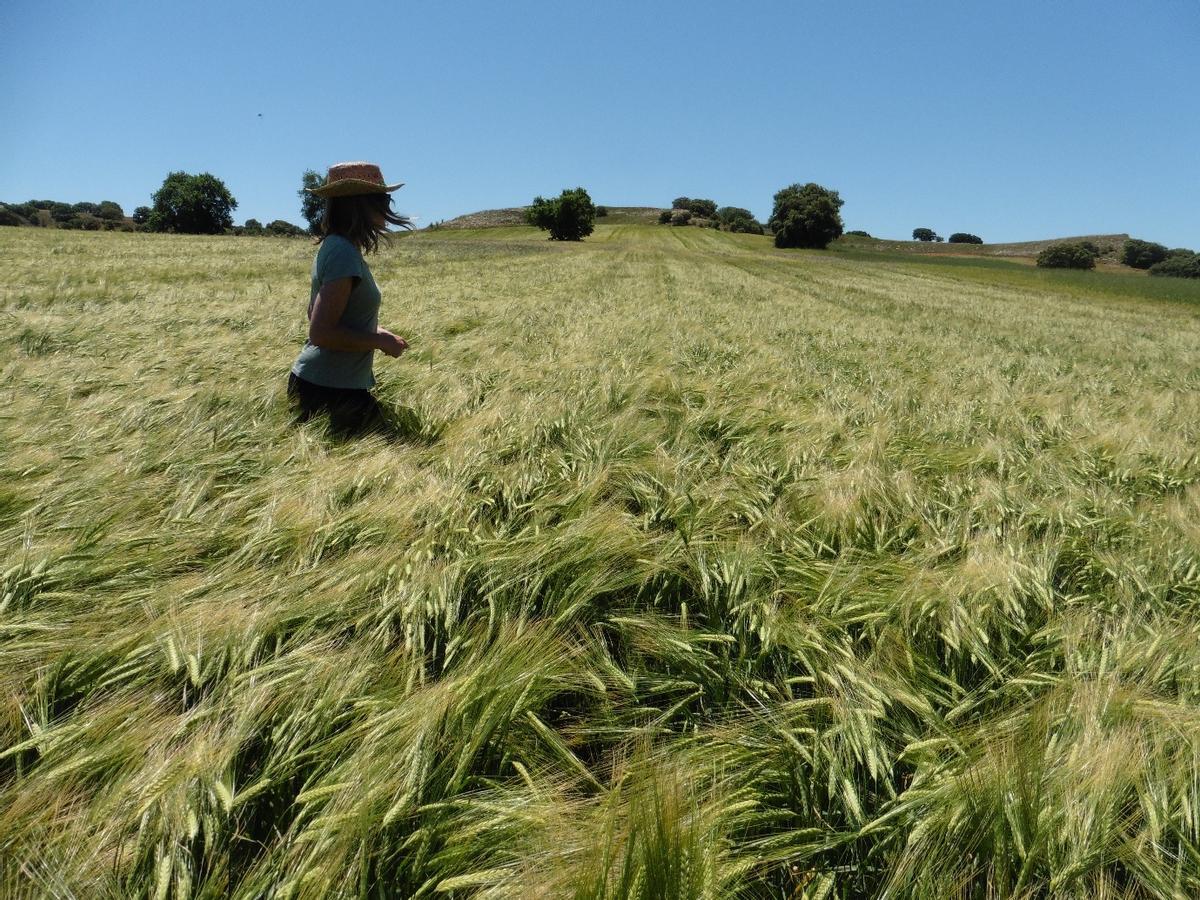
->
[525,183,849,249]
[0,171,315,237]
[6,171,1196,278]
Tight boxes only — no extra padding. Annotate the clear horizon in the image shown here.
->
[2,0,1197,248]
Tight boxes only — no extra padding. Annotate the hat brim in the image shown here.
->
[306,180,405,198]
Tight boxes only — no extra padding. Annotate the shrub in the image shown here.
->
[768,182,844,249]
[97,201,124,221]
[0,206,26,227]
[715,206,764,234]
[596,206,608,217]
[132,206,151,226]
[243,218,264,236]
[1036,242,1097,269]
[670,209,692,226]
[265,219,305,237]
[49,203,75,225]
[525,187,596,241]
[8,202,38,221]
[671,197,718,219]
[716,207,751,225]
[658,210,672,224]
[1122,239,1168,269]
[846,230,871,238]
[148,171,237,234]
[1149,252,1200,279]
[948,233,983,244]
[727,218,764,235]
[912,228,938,242]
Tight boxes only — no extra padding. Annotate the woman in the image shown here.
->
[288,161,413,436]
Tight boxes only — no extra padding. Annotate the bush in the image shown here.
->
[525,187,596,241]
[727,218,764,235]
[0,206,26,227]
[1149,252,1200,279]
[132,206,151,226]
[596,206,608,217]
[658,210,672,224]
[715,206,764,234]
[265,219,305,237]
[912,228,938,242]
[671,197,718,219]
[49,203,75,225]
[243,219,265,236]
[948,233,983,244]
[670,209,692,226]
[97,201,124,221]
[768,182,844,249]
[1036,242,1097,270]
[1122,239,1168,269]
[147,171,237,234]
[716,206,751,225]
[846,230,871,238]
[8,202,38,221]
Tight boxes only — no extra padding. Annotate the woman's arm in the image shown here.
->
[307,277,408,356]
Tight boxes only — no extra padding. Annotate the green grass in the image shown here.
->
[4,224,1200,898]
[829,245,1200,306]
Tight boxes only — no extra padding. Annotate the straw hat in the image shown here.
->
[305,161,404,198]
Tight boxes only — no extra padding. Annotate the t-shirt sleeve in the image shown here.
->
[316,238,363,285]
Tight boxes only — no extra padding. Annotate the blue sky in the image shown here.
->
[2,0,1197,246]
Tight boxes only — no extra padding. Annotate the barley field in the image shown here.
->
[4,224,1200,898]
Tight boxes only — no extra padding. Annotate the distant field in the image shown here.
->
[834,231,1132,262]
[4,224,1200,897]
[437,206,663,229]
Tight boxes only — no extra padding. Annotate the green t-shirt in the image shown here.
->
[290,234,382,389]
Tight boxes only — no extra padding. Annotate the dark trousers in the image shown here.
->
[287,372,387,436]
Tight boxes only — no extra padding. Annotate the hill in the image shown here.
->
[3,224,1200,896]
[435,211,1133,264]
[834,231,1132,263]
[436,205,664,229]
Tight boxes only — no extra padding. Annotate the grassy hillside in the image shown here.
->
[4,224,1200,897]
[833,232,1132,262]
[437,207,664,228]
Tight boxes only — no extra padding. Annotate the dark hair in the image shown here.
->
[318,192,412,254]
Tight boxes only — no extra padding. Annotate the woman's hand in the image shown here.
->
[375,328,409,358]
